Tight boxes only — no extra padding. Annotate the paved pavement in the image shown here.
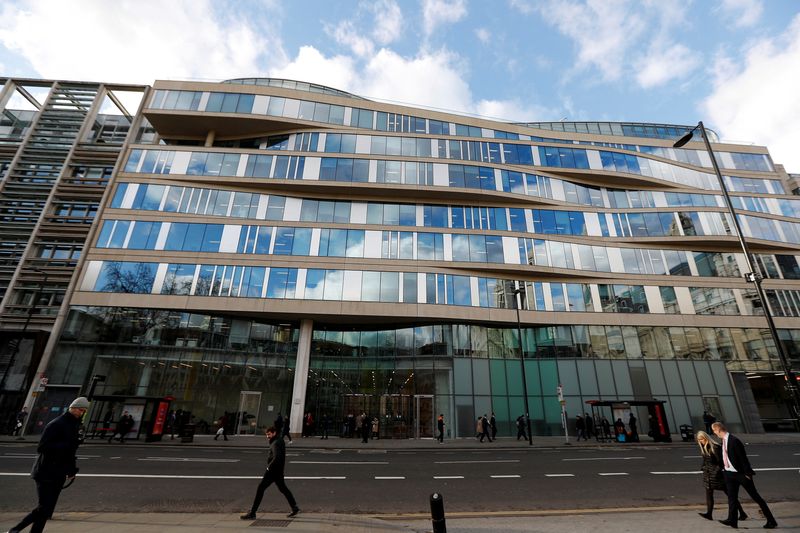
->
[6,431,800,450]
[1,503,799,532]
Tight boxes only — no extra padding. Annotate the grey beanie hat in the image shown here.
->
[69,397,90,410]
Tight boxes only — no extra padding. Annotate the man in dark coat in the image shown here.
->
[241,426,299,520]
[516,414,527,441]
[360,412,370,444]
[712,421,777,529]
[8,396,87,533]
[489,412,498,440]
[628,413,639,442]
[480,414,492,442]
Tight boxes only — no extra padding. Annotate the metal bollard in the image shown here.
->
[430,492,446,533]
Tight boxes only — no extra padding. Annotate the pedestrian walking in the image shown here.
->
[490,412,497,440]
[584,412,594,439]
[480,414,492,442]
[8,396,87,533]
[614,418,626,441]
[107,411,134,443]
[516,414,527,441]
[347,413,356,438]
[712,421,777,529]
[282,416,292,443]
[695,430,746,522]
[437,414,445,443]
[475,417,482,439]
[575,414,587,441]
[319,413,329,439]
[12,406,28,437]
[371,416,379,439]
[703,411,716,433]
[240,426,300,520]
[628,413,639,442]
[274,413,284,434]
[214,413,229,441]
[302,412,313,437]
[360,412,370,443]
[601,416,611,440]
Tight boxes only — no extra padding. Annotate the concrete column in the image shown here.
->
[289,319,313,437]
[204,130,216,147]
[136,364,152,396]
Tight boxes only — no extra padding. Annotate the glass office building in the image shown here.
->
[7,77,800,437]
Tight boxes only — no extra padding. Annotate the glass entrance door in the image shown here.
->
[236,391,261,435]
[415,395,434,438]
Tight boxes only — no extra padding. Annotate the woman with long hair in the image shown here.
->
[696,430,747,521]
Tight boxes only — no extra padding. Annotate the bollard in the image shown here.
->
[430,492,446,533]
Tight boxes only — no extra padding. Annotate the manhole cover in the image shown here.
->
[250,519,292,528]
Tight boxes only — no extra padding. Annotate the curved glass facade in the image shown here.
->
[31,78,800,438]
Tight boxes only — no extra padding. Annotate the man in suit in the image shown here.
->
[712,421,777,529]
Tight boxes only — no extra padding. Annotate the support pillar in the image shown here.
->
[289,319,312,438]
[204,130,215,147]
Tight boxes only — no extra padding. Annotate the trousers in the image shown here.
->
[249,470,297,514]
[723,471,775,525]
[12,478,65,533]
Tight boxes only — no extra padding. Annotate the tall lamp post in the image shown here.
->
[674,122,800,424]
[511,284,533,445]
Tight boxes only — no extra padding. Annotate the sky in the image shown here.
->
[1,0,799,172]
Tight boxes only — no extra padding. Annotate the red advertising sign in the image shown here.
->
[152,401,169,436]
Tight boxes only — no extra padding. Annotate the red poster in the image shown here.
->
[152,401,169,436]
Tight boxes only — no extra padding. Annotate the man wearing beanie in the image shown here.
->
[7,396,88,533]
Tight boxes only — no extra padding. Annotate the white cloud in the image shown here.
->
[475,28,491,44]
[329,20,375,57]
[716,0,763,28]
[368,0,403,45]
[475,98,556,123]
[270,46,358,94]
[422,0,467,37]
[0,0,285,84]
[528,0,647,82]
[635,41,701,89]
[702,14,800,172]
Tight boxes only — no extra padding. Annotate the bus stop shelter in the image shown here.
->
[585,399,672,442]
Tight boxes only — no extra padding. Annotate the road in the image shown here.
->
[0,441,798,514]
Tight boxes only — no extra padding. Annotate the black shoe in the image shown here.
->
[763,521,777,529]
[288,507,300,518]
[739,512,748,521]
[719,519,738,528]
[698,512,712,520]
[240,513,256,520]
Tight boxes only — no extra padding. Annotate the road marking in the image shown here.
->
[0,473,344,480]
[290,461,389,465]
[651,471,702,475]
[433,476,464,479]
[490,475,521,479]
[110,457,121,460]
[137,457,239,463]
[599,472,629,476]
[545,474,575,477]
[562,456,644,462]
[1,454,36,458]
[358,450,387,454]
[435,460,519,464]
[375,476,405,480]
[753,467,800,472]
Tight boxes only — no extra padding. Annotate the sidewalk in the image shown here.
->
[5,432,800,450]
[1,503,799,532]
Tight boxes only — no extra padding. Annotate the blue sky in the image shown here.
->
[1,0,799,171]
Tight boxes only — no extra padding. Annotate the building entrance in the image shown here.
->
[339,393,434,438]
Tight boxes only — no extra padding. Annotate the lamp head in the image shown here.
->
[673,129,696,148]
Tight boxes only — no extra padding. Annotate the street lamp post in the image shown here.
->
[512,284,533,445]
[674,122,800,424]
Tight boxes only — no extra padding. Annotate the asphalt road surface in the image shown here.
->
[1,441,798,515]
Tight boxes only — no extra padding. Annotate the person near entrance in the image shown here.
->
[712,422,777,529]
[319,413,329,439]
[8,396,87,533]
[437,414,445,443]
[214,413,229,441]
[490,412,497,440]
[12,406,28,437]
[241,426,299,520]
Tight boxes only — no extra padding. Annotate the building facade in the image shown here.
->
[4,77,800,438]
